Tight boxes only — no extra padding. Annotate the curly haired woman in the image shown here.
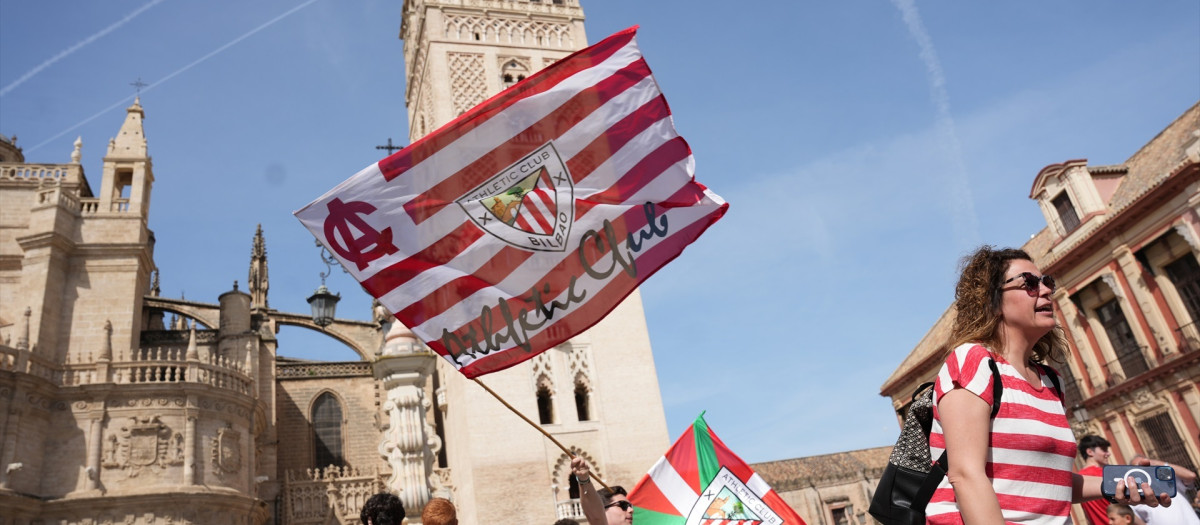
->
[926,246,1170,525]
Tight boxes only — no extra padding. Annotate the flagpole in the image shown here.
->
[472,378,612,491]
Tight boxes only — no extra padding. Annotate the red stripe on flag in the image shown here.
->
[584,137,691,206]
[628,470,685,518]
[565,95,673,183]
[519,197,553,233]
[403,58,654,223]
[447,188,725,376]
[393,248,537,327]
[378,28,638,182]
[360,222,485,298]
[668,424,702,493]
[391,140,688,330]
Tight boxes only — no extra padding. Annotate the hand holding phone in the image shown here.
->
[1100,465,1177,504]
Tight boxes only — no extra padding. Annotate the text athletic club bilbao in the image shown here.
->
[441,202,669,365]
[460,149,568,249]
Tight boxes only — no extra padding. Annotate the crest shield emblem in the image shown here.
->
[685,467,781,525]
[213,427,242,473]
[457,141,575,252]
[128,426,160,467]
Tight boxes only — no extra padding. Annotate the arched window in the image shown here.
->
[568,472,580,498]
[537,384,555,424]
[574,381,590,421]
[312,393,344,468]
[501,60,528,89]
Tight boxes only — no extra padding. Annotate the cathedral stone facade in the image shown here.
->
[0,1,672,524]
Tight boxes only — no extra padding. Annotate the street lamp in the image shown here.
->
[308,241,341,328]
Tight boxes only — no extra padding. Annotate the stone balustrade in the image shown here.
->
[0,339,253,395]
[283,466,385,525]
[0,162,78,182]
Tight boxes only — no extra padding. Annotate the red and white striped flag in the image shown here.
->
[294,27,727,378]
[630,414,805,525]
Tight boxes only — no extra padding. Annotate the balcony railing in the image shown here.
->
[556,499,585,520]
[1175,320,1200,355]
[1,334,252,395]
[1103,345,1150,386]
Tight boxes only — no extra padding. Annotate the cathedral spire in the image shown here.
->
[249,224,269,310]
[107,97,147,158]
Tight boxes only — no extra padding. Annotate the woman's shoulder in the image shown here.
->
[946,342,993,365]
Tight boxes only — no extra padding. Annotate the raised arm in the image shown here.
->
[572,456,608,525]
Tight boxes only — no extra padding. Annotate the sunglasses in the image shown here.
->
[1002,272,1056,295]
[605,500,633,512]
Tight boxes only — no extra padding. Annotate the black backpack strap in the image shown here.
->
[1040,363,1063,400]
[987,358,1003,418]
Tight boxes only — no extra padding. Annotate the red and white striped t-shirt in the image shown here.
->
[926,344,1076,525]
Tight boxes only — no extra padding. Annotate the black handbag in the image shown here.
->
[869,360,1001,525]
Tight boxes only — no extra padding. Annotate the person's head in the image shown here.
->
[950,246,1065,363]
[1107,503,1135,525]
[422,497,457,525]
[598,485,632,525]
[553,520,581,525]
[1078,435,1112,465]
[361,492,405,525]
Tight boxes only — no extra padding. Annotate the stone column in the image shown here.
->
[0,407,22,489]
[184,398,198,485]
[373,323,436,518]
[86,412,104,491]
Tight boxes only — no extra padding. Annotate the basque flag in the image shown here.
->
[630,414,806,525]
[294,27,727,378]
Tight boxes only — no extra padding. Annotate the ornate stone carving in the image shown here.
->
[1100,273,1124,300]
[1132,388,1158,410]
[530,351,552,390]
[101,416,184,475]
[248,224,269,310]
[211,424,243,474]
[448,52,486,116]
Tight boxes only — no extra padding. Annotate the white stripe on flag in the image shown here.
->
[747,473,771,499]
[647,455,698,517]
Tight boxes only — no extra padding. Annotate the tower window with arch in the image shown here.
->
[536,376,555,425]
[502,59,528,89]
[574,376,591,422]
[312,392,345,468]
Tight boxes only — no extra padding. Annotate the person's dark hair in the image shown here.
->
[554,520,582,525]
[1078,434,1111,459]
[949,245,1066,364]
[598,485,628,505]
[361,492,405,525]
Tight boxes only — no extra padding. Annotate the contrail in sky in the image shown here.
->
[26,0,320,154]
[1,0,167,98]
[890,0,980,247]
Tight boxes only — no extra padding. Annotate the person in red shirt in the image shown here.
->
[1079,435,1114,525]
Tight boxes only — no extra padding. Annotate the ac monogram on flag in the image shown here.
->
[294,26,728,378]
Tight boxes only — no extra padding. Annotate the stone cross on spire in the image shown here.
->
[130,77,148,96]
[376,137,404,155]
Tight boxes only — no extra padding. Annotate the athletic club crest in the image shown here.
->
[687,467,783,525]
[458,142,575,252]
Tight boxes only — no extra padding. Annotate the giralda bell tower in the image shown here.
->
[398,2,670,524]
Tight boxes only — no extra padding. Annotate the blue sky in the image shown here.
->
[2,0,1197,464]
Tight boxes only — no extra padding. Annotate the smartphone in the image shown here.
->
[1100,465,1177,501]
